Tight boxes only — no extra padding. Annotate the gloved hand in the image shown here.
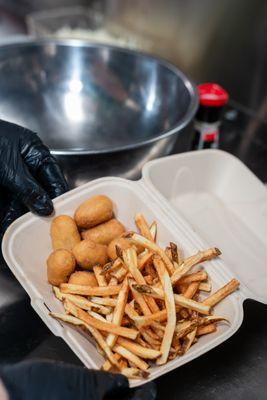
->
[0,120,68,238]
[0,360,157,400]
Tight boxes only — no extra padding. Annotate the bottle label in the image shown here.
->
[192,121,219,150]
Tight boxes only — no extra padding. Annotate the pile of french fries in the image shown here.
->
[50,212,239,380]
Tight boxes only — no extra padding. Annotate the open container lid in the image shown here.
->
[143,149,267,304]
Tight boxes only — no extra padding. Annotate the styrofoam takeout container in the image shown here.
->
[2,150,267,387]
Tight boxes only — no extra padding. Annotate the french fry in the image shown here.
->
[153,256,176,365]
[64,300,138,340]
[117,337,161,359]
[101,353,121,371]
[106,313,113,322]
[199,281,212,292]
[101,259,122,275]
[50,313,120,368]
[198,315,229,326]
[135,213,154,242]
[171,248,221,286]
[129,279,152,316]
[110,267,127,282]
[106,277,129,347]
[125,302,139,319]
[88,311,107,322]
[109,277,119,286]
[179,271,208,285]
[121,368,149,379]
[203,279,239,307]
[140,330,161,348]
[132,284,211,315]
[131,309,167,327]
[60,283,122,296]
[144,275,154,285]
[149,221,157,241]
[138,252,153,271]
[93,265,108,287]
[57,292,111,315]
[113,344,149,371]
[129,233,175,275]
[145,261,157,278]
[197,323,217,336]
[175,321,198,339]
[119,358,128,370]
[90,297,117,307]
[123,248,159,313]
[182,328,197,353]
[170,242,179,264]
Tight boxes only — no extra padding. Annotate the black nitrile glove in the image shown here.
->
[0,360,157,400]
[0,120,68,238]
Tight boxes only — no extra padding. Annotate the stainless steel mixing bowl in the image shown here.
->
[0,39,197,187]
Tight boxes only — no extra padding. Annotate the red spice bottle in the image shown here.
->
[191,83,229,150]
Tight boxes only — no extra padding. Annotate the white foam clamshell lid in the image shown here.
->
[2,150,266,387]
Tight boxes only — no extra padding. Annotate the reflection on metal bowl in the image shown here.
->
[0,39,197,187]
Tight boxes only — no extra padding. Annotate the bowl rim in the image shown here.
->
[0,38,198,155]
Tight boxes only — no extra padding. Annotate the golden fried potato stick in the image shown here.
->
[113,344,149,371]
[149,222,157,242]
[129,233,175,275]
[197,323,217,336]
[202,279,240,307]
[106,277,129,347]
[125,302,139,319]
[169,242,179,264]
[129,279,152,316]
[175,321,198,339]
[100,259,123,275]
[55,291,111,315]
[144,275,154,285]
[199,281,212,292]
[93,265,108,287]
[106,313,113,322]
[131,309,167,328]
[182,328,197,353]
[121,368,149,379]
[135,213,154,241]
[60,283,122,296]
[138,252,153,271]
[109,277,119,287]
[88,311,107,322]
[179,271,208,285]
[198,315,229,326]
[132,284,211,315]
[89,297,117,307]
[101,353,121,372]
[110,267,127,282]
[153,256,176,365]
[123,248,159,313]
[50,313,120,368]
[64,300,138,340]
[117,337,161,359]
[171,247,221,286]
[140,330,161,348]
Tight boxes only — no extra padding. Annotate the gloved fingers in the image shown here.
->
[0,360,129,400]
[86,370,129,400]
[20,131,68,199]
[5,157,53,216]
[36,157,69,199]
[127,381,157,400]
